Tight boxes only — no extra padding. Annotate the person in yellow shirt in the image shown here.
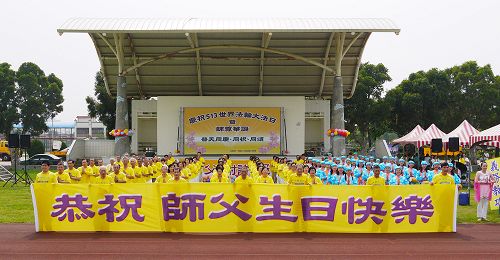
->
[285,163,298,183]
[211,166,230,183]
[223,154,232,168]
[167,166,188,183]
[130,158,143,183]
[256,167,274,184]
[109,164,127,183]
[155,165,171,183]
[122,157,135,183]
[431,163,456,185]
[308,167,323,185]
[288,164,309,185]
[366,165,386,186]
[195,152,205,165]
[78,159,93,183]
[106,158,116,174]
[92,166,114,184]
[55,162,71,184]
[234,166,254,184]
[65,160,81,183]
[35,161,57,183]
[88,158,100,182]
[141,159,153,182]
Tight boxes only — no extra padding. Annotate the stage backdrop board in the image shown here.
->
[183,107,281,155]
[488,157,500,210]
[31,183,457,233]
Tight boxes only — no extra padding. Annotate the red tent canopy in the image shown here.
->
[470,123,500,148]
[407,124,446,148]
[441,120,479,146]
[392,125,425,145]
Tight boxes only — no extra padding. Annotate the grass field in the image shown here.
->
[0,170,499,224]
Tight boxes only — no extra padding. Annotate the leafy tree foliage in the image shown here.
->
[0,63,18,138]
[86,72,116,139]
[0,62,64,137]
[28,139,45,157]
[345,63,392,151]
[16,62,64,135]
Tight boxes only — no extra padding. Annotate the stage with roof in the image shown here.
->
[57,18,400,156]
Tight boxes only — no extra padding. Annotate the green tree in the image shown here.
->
[28,139,45,157]
[345,63,391,151]
[16,62,64,135]
[86,72,116,139]
[0,62,19,138]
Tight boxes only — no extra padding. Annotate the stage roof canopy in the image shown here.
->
[58,18,400,99]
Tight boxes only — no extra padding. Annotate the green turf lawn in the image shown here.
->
[0,170,499,224]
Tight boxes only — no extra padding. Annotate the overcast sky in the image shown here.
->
[1,0,499,123]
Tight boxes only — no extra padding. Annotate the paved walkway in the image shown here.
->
[1,224,499,259]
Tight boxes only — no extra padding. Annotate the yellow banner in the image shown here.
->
[31,184,457,233]
[183,107,281,154]
[488,157,500,210]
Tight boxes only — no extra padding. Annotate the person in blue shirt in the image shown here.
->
[381,166,394,185]
[328,165,345,185]
[404,161,420,184]
[364,162,373,182]
[316,161,327,181]
[344,167,357,185]
[448,162,461,185]
[418,161,432,184]
[389,166,409,185]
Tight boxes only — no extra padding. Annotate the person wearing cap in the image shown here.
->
[343,167,357,185]
[381,166,394,185]
[366,164,385,186]
[340,156,347,166]
[430,161,441,179]
[430,162,455,185]
[308,167,323,185]
[353,152,359,161]
[397,158,406,169]
[364,162,373,182]
[389,167,409,185]
[404,161,420,184]
[328,165,344,185]
[35,161,57,184]
[418,161,433,184]
[354,160,366,185]
[316,162,328,182]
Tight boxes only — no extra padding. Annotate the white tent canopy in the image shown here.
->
[441,120,479,146]
[407,124,446,148]
[392,125,424,145]
[470,123,500,148]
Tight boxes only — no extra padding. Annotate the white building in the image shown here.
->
[74,116,107,139]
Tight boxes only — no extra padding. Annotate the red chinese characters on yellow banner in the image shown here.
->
[31,183,457,233]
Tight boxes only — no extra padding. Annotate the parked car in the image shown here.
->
[20,154,63,166]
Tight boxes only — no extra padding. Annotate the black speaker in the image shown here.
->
[8,134,19,148]
[449,137,460,152]
[431,138,442,153]
[20,135,31,149]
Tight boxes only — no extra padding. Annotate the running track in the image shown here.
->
[1,224,499,259]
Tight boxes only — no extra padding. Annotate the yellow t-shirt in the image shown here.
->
[55,172,71,184]
[432,174,455,185]
[366,176,386,186]
[234,176,254,184]
[65,168,81,184]
[288,174,309,185]
[35,171,57,184]
[256,175,274,184]
[131,166,143,183]
[155,175,171,183]
[89,165,100,182]
[110,172,127,183]
[166,157,175,166]
[182,168,194,179]
[167,178,188,183]
[79,166,93,183]
[210,175,229,183]
[123,167,135,182]
[309,176,323,185]
[92,175,114,184]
